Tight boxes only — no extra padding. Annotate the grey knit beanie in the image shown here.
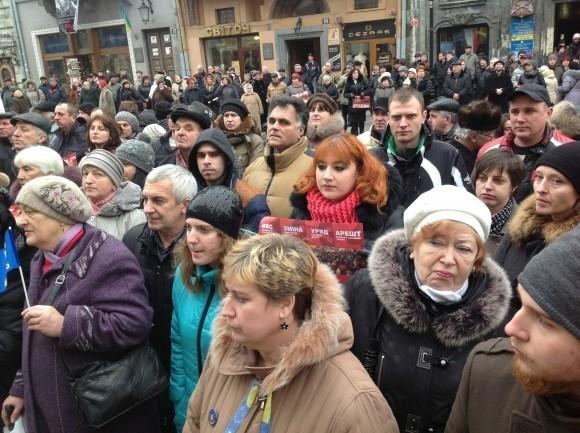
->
[518,226,580,339]
[115,111,139,134]
[16,175,92,225]
[79,149,124,187]
[115,139,155,174]
[186,186,243,239]
[143,124,167,141]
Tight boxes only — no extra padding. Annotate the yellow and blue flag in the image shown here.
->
[0,228,20,295]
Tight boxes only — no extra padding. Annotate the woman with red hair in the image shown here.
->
[291,133,404,247]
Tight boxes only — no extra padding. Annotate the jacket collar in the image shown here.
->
[265,136,308,172]
[209,264,352,395]
[368,229,511,347]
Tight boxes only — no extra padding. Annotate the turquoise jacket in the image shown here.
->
[170,264,222,432]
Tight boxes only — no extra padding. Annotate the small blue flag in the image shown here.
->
[0,228,20,295]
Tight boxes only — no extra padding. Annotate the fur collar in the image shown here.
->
[209,264,351,394]
[506,195,580,245]
[306,112,345,142]
[368,230,511,347]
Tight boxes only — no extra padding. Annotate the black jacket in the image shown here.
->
[317,83,339,101]
[48,119,87,160]
[0,139,15,182]
[183,87,206,105]
[485,72,513,112]
[442,71,473,105]
[372,126,473,207]
[344,78,369,112]
[346,230,511,433]
[518,70,546,87]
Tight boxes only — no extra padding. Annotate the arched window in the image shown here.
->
[270,0,329,19]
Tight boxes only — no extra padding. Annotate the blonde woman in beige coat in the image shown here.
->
[241,83,264,133]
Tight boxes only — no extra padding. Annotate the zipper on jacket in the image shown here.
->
[196,283,216,377]
[376,354,385,387]
[238,394,266,432]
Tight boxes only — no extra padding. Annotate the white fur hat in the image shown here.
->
[404,185,492,240]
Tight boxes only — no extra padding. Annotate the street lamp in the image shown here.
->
[138,0,154,24]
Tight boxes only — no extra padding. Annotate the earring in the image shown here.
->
[280,321,289,330]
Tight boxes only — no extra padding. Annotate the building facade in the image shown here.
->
[1,0,24,83]
[177,0,399,77]
[14,0,184,83]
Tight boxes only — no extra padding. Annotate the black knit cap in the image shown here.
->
[220,100,249,119]
[186,186,243,239]
[535,141,580,194]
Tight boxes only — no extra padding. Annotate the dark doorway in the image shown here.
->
[286,38,320,73]
[144,28,175,79]
[554,2,580,49]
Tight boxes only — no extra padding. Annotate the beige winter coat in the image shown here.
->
[539,65,559,104]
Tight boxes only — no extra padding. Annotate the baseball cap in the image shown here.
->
[508,83,551,105]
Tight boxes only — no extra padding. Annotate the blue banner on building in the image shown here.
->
[511,15,534,55]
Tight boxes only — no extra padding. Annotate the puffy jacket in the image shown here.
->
[372,125,472,207]
[243,136,312,218]
[538,66,559,104]
[559,69,580,107]
[346,230,511,433]
[442,71,473,105]
[87,181,146,240]
[183,264,399,433]
[170,265,221,433]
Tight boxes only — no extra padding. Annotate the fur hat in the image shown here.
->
[307,93,338,114]
[457,100,502,131]
[115,111,139,134]
[186,186,243,239]
[535,141,580,194]
[16,175,92,225]
[79,149,124,187]
[404,185,492,240]
[115,139,155,174]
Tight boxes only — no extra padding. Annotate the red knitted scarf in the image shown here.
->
[306,189,361,223]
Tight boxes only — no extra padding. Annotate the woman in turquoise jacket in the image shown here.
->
[170,186,244,432]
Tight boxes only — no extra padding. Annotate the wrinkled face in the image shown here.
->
[16,164,44,186]
[505,285,580,396]
[0,118,15,138]
[267,105,304,152]
[475,168,514,214]
[196,144,226,185]
[173,118,202,152]
[388,98,426,149]
[12,122,47,150]
[143,179,187,235]
[81,165,116,203]
[509,97,551,146]
[116,120,133,138]
[308,104,331,127]
[221,278,288,352]
[316,156,358,202]
[534,166,579,220]
[413,221,479,291]
[54,104,76,131]
[15,205,64,250]
[223,111,242,131]
[185,217,225,266]
[89,120,111,147]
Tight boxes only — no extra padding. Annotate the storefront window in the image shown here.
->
[438,25,489,57]
[345,42,370,76]
[354,0,378,9]
[74,30,91,50]
[98,26,128,49]
[204,35,261,76]
[100,53,131,74]
[241,35,261,72]
[46,59,66,81]
[41,33,69,54]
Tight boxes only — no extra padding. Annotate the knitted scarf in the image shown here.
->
[490,198,514,236]
[306,189,361,224]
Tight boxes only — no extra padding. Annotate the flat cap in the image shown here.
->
[427,97,460,113]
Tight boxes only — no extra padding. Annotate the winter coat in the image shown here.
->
[459,52,479,76]
[287,81,310,100]
[346,230,511,433]
[8,225,157,433]
[215,114,264,176]
[306,111,345,150]
[517,69,546,87]
[344,78,369,113]
[119,86,141,104]
[538,66,559,104]
[240,93,264,132]
[152,88,174,110]
[170,265,221,433]
[558,69,580,107]
[183,86,206,106]
[138,83,152,102]
[373,85,395,102]
[357,127,384,149]
[303,60,322,84]
[45,85,67,104]
[372,126,472,207]
[214,84,240,105]
[416,76,435,106]
[11,91,32,114]
[485,71,513,112]
[442,71,473,105]
[183,264,399,433]
[24,81,46,107]
[317,83,339,101]
[80,85,100,107]
[478,126,573,202]
[151,131,173,166]
[446,338,580,433]
[87,181,146,240]
[99,87,116,116]
[494,195,580,291]
[337,74,350,106]
[432,61,448,91]
[266,81,287,102]
[243,136,312,218]
[0,138,15,181]
[511,66,525,88]
[290,164,404,249]
[474,67,491,99]
[48,120,87,160]
[249,79,267,110]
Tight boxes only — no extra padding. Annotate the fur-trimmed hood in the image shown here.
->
[209,264,352,395]
[506,194,580,245]
[215,112,256,137]
[368,229,511,347]
[306,112,345,143]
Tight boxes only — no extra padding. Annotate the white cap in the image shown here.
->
[404,185,492,240]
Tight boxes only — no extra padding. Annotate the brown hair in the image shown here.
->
[472,149,526,193]
[389,87,425,110]
[294,133,388,208]
[86,113,122,152]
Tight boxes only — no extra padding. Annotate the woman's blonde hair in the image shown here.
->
[223,234,318,320]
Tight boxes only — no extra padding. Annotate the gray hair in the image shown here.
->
[437,110,457,123]
[146,164,198,203]
[454,126,476,141]
[14,146,64,175]
[22,125,48,144]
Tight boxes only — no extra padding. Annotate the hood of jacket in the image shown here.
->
[99,181,142,217]
[306,112,345,142]
[188,127,237,188]
[25,80,37,90]
[209,263,352,395]
[506,194,580,245]
[215,113,256,137]
[368,229,511,347]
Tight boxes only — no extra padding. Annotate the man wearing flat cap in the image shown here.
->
[427,97,460,144]
[446,226,580,433]
[479,84,574,201]
[485,59,513,113]
[10,112,52,151]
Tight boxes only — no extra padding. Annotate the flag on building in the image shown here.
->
[0,228,20,295]
[120,0,132,33]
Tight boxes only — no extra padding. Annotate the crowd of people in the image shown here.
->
[0,39,579,433]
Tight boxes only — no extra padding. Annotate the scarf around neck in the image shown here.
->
[306,188,361,224]
[490,198,514,236]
